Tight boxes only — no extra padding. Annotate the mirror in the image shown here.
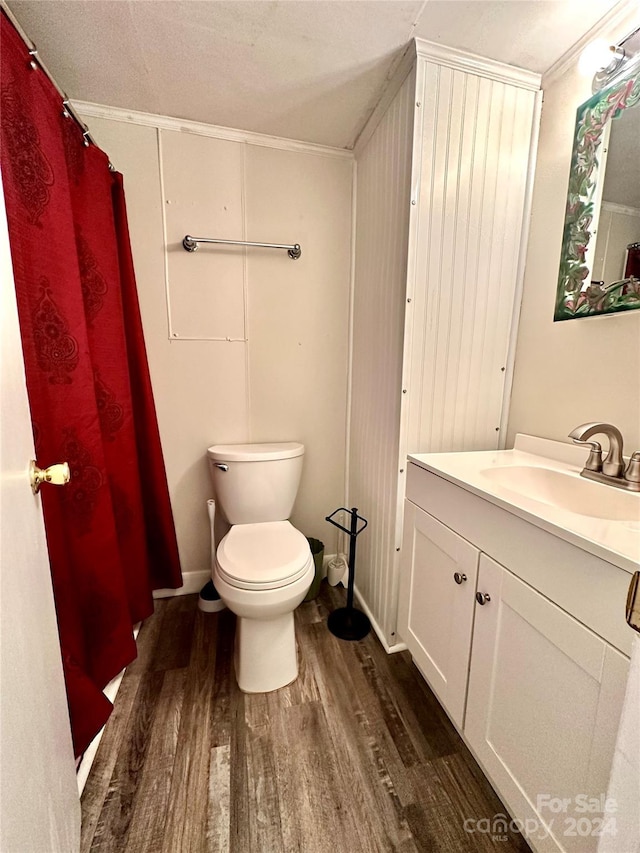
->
[554,68,640,321]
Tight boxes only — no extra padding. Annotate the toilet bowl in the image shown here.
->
[207,442,313,693]
[213,521,314,692]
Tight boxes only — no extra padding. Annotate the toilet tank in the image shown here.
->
[207,442,304,524]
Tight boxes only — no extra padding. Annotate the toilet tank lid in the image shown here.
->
[207,442,304,462]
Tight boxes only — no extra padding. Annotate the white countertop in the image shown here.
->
[408,434,640,574]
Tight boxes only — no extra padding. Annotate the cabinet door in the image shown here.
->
[465,554,629,853]
[398,501,479,728]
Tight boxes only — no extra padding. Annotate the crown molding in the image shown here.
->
[543,0,640,88]
[353,34,543,157]
[72,101,354,161]
[414,38,541,91]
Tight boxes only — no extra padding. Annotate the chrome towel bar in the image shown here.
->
[182,235,301,260]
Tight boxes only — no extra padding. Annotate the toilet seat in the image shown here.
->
[216,521,313,591]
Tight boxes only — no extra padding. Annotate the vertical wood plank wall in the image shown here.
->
[350,54,539,648]
[405,62,538,454]
[349,73,415,647]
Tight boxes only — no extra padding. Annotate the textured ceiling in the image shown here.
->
[6,0,624,149]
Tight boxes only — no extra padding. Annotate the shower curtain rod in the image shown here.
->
[182,235,302,260]
[0,2,112,168]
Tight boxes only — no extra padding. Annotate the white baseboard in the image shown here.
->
[353,584,407,655]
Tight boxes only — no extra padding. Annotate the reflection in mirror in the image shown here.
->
[592,105,640,286]
[555,70,640,320]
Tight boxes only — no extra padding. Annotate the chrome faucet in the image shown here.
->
[569,422,640,492]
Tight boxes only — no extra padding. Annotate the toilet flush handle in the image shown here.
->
[214,463,229,472]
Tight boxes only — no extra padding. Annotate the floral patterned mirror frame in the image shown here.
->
[554,68,640,321]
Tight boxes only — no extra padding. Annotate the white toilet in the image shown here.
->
[207,442,314,693]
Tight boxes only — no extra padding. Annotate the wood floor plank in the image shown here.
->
[160,608,221,853]
[404,798,476,853]
[305,615,416,810]
[89,670,165,852]
[429,753,531,852]
[150,595,197,672]
[244,690,271,730]
[376,650,462,762]
[126,600,167,677]
[295,595,323,625]
[270,636,321,708]
[244,717,284,853]
[228,687,249,853]
[80,603,165,852]
[82,587,531,853]
[353,639,422,769]
[300,599,416,802]
[307,621,418,852]
[206,745,231,852]
[271,701,368,853]
[121,669,186,853]
[403,758,486,853]
[209,608,238,750]
[80,672,142,853]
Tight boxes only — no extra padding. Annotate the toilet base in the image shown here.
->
[235,611,298,693]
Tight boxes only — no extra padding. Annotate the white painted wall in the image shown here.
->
[507,8,640,450]
[244,145,352,539]
[81,109,353,587]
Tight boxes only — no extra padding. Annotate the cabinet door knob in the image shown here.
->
[475,592,491,605]
[453,572,467,584]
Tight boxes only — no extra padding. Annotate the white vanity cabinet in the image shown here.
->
[466,554,629,853]
[398,450,634,853]
[397,502,479,728]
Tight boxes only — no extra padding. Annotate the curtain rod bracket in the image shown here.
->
[2,7,103,157]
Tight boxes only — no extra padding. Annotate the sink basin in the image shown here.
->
[409,435,640,571]
[481,466,640,522]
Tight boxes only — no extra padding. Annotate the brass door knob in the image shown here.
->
[29,460,71,495]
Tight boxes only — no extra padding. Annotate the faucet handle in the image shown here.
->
[624,452,640,485]
[571,437,603,472]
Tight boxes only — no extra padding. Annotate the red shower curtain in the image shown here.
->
[1,13,182,756]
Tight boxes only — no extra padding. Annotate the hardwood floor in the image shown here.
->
[81,585,530,853]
